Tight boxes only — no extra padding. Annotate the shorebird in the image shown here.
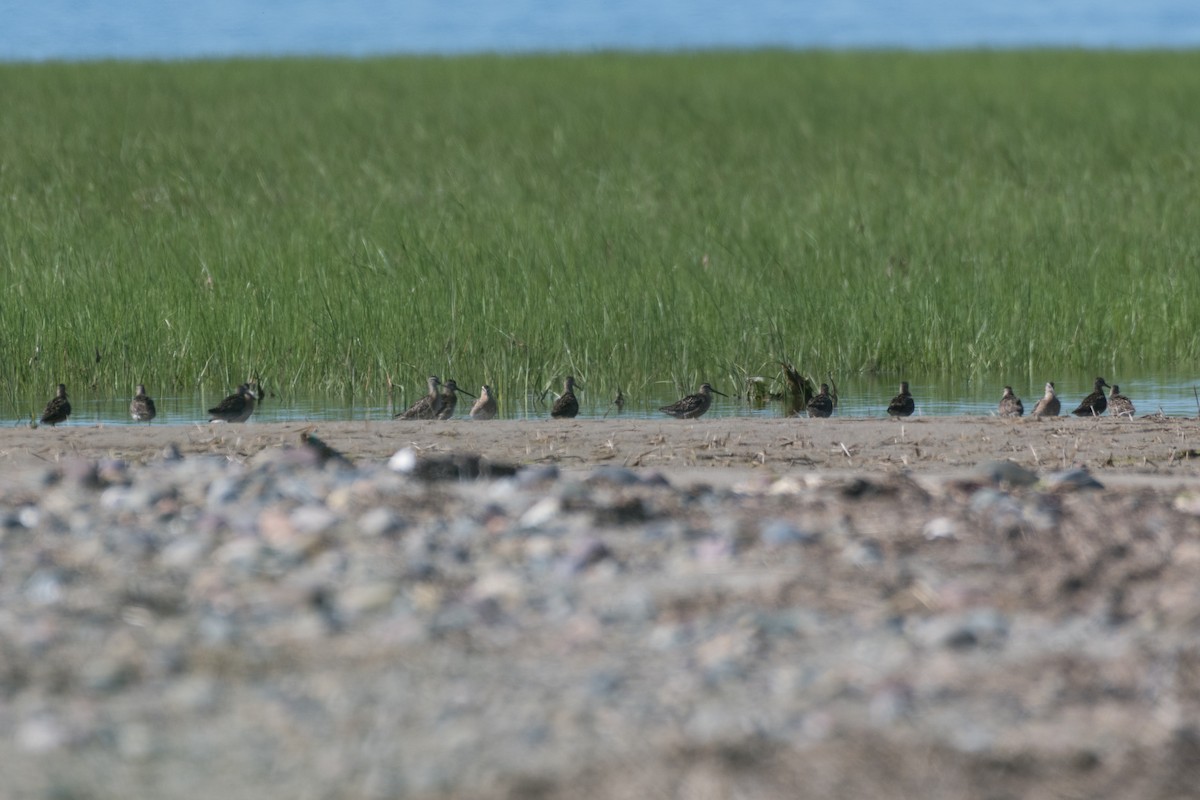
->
[1108,384,1135,418]
[1030,382,1061,417]
[208,383,257,423]
[435,379,475,420]
[1072,377,1110,417]
[998,386,1024,417]
[470,384,498,420]
[886,381,915,417]
[807,383,834,418]
[659,382,728,419]
[394,376,443,420]
[130,384,157,423]
[40,383,71,426]
[551,376,580,419]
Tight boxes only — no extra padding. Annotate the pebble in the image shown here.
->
[0,441,1194,799]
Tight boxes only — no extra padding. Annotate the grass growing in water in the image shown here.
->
[2,51,1198,409]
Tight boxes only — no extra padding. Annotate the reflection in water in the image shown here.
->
[12,374,1199,425]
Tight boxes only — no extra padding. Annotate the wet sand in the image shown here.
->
[5,414,1199,485]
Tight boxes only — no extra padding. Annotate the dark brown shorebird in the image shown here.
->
[659,382,728,419]
[435,379,475,420]
[1108,384,1135,418]
[40,383,71,426]
[394,375,443,420]
[1072,377,1110,417]
[1030,381,1061,417]
[998,385,1024,417]
[551,376,580,419]
[886,381,915,417]
[470,384,498,420]
[208,383,257,423]
[806,383,834,418]
[130,383,157,423]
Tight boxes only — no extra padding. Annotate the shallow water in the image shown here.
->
[8,373,1198,426]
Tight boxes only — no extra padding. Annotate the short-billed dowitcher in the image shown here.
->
[40,383,71,426]
[1108,384,1135,418]
[1030,382,1061,417]
[1072,377,1109,417]
[130,384,157,423]
[394,376,443,420]
[886,381,915,417]
[659,382,727,419]
[470,384,498,420]
[998,386,1024,417]
[806,383,834,418]
[551,376,580,419]
[435,379,475,420]
[208,383,257,423]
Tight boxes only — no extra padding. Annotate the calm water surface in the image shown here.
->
[11,374,1199,426]
[3,0,1199,61]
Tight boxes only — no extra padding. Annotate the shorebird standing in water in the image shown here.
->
[1072,377,1110,417]
[130,384,157,423]
[208,383,257,423]
[435,379,475,420]
[886,381,915,417]
[998,386,1024,417]
[551,376,580,419]
[1108,384,1135,418]
[1030,382,1061,417]
[394,376,443,420]
[470,384,498,420]
[660,382,728,419]
[806,383,834,418]
[40,383,71,426]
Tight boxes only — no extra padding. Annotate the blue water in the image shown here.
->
[2,0,1199,62]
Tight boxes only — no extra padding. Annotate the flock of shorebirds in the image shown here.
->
[32,375,1136,427]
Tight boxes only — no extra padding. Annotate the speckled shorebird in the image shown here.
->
[130,384,157,423]
[435,379,475,420]
[470,384,498,420]
[208,383,257,423]
[886,381,915,417]
[998,386,1024,417]
[660,382,728,419]
[1108,384,1135,418]
[551,376,580,419]
[1030,381,1061,417]
[394,376,443,420]
[807,383,834,418]
[40,383,71,426]
[1072,377,1110,417]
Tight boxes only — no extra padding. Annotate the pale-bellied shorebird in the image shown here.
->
[1108,384,1135,418]
[394,375,443,420]
[1030,382,1060,417]
[470,384,498,420]
[208,383,257,423]
[886,381,915,417]
[130,383,157,422]
[807,383,834,418]
[660,382,727,419]
[435,379,475,420]
[998,385,1024,417]
[1072,377,1110,417]
[551,376,580,419]
[40,383,71,426]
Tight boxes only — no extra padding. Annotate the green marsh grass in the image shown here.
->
[2,51,1199,407]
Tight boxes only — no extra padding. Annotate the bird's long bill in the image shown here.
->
[454,386,476,398]
[712,387,729,397]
